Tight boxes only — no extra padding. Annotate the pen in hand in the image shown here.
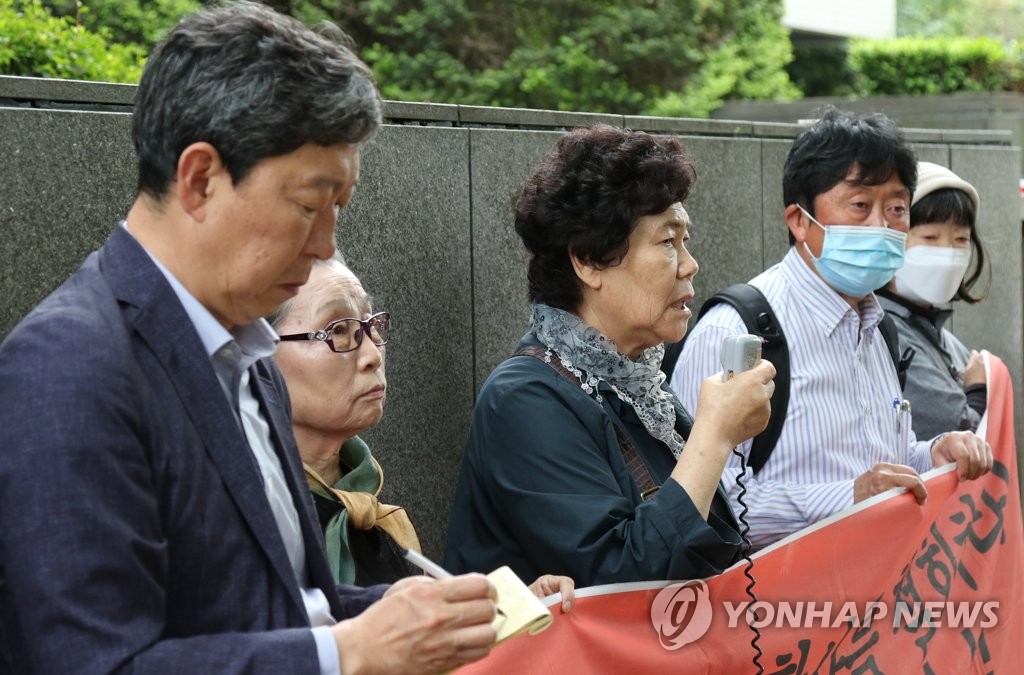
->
[402,548,505,617]
[403,548,453,579]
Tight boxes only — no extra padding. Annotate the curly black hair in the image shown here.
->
[513,124,696,311]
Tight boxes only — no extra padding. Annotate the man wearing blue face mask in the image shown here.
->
[670,107,993,550]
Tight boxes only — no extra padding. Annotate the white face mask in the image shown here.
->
[893,246,971,306]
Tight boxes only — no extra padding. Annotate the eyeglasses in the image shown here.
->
[278,312,391,354]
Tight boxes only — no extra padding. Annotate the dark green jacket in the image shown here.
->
[445,334,742,587]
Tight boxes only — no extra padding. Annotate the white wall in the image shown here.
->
[783,0,896,39]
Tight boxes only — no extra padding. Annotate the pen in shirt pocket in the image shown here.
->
[893,397,911,435]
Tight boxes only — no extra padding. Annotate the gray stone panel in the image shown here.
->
[941,129,1013,144]
[623,115,753,136]
[761,139,794,267]
[0,75,135,105]
[903,127,948,144]
[913,144,951,167]
[752,121,802,139]
[382,100,458,124]
[340,125,473,559]
[715,93,1024,173]
[0,107,136,338]
[469,129,563,390]
[679,136,769,311]
[459,105,623,129]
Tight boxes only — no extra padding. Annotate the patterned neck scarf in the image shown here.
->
[530,303,684,457]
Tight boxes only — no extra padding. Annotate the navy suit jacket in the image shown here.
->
[0,227,383,674]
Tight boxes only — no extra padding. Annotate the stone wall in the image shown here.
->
[714,92,1024,177]
[2,75,1021,558]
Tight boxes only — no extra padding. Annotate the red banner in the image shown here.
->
[460,352,1023,673]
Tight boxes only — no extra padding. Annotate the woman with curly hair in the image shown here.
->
[445,125,776,586]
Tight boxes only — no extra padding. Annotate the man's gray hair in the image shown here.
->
[133,0,382,201]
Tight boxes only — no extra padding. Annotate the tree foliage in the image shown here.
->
[43,0,201,47]
[0,0,146,82]
[898,0,1024,43]
[303,0,800,117]
[4,0,800,117]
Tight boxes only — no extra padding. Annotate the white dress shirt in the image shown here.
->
[671,248,935,549]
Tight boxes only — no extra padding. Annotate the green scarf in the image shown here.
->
[305,436,420,584]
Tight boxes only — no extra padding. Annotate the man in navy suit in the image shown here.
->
[0,2,497,673]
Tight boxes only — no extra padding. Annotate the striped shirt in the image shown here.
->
[670,248,934,549]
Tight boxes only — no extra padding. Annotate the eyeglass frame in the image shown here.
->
[277,311,391,354]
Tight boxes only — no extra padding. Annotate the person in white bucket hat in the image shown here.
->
[877,161,992,439]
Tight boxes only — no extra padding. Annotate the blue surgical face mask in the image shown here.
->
[798,205,907,298]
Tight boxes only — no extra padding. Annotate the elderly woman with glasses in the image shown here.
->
[270,256,575,606]
[444,125,776,586]
[270,258,412,587]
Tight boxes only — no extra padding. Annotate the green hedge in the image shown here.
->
[0,0,145,83]
[6,2,1022,107]
[849,37,1023,96]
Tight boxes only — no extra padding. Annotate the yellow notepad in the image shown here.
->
[487,565,553,643]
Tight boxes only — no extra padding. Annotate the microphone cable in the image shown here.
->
[732,448,764,674]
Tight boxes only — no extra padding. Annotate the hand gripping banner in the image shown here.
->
[458,352,1023,673]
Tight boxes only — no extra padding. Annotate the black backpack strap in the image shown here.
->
[663,284,790,475]
[878,313,915,391]
[691,284,790,474]
[513,345,660,500]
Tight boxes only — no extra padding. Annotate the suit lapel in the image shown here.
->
[99,227,308,619]
[251,361,343,615]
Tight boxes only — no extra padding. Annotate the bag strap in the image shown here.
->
[667,283,790,474]
[878,312,915,391]
[513,345,660,500]
[703,284,789,474]
[662,284,912,474]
